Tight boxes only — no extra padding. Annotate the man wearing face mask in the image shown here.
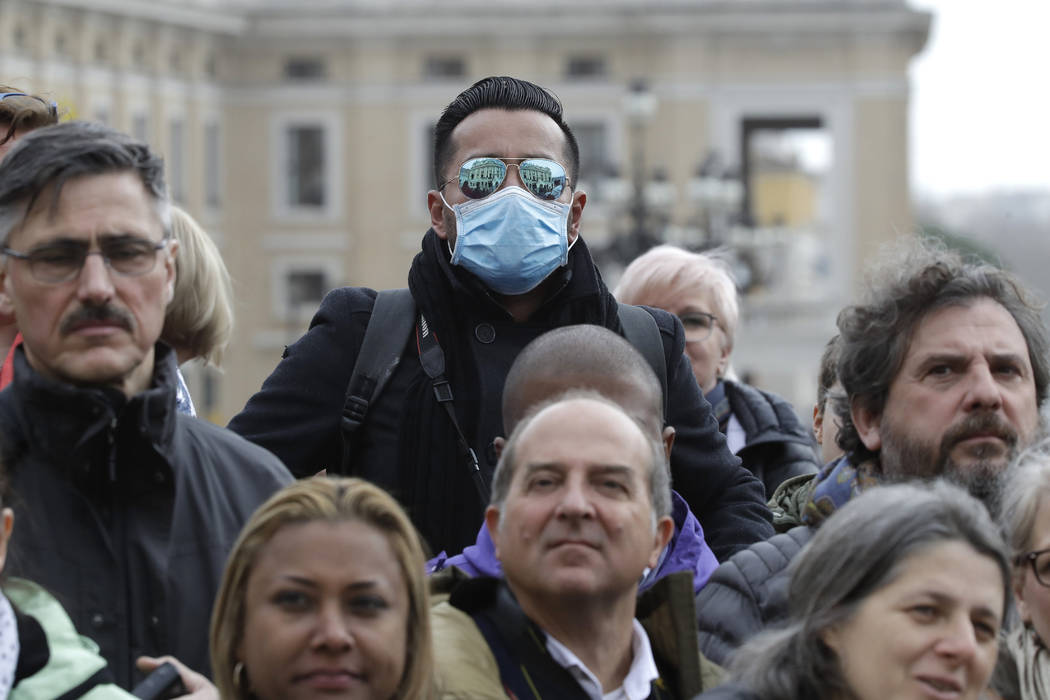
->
[230,76,772,557]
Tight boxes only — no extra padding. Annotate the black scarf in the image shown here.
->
[400,230,620,552]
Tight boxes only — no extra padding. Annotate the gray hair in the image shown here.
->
[1001,436,1050,560]
[614,245,740,349]
[728,481,1011,700]
[834,237,1049,461]
[491,390,672,522]
[0,121,170,245]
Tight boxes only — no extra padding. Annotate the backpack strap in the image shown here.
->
[338,288,416,475]
[617,302,669,417]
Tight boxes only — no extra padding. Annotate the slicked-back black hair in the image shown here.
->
[432,76,580,189]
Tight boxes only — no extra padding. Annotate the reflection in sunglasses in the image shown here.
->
[449,157,568,201]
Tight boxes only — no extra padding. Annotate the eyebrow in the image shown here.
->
[915,351,1029,370]
[277,575,379,592]
[521,463,637,478]
[918,590,1001,623]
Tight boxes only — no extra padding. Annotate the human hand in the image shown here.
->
[135,656,218,700]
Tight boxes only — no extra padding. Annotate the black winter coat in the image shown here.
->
[229,231,773,558]
[0,345,292,687]
[722,380,820,498]
[695,526,813,666]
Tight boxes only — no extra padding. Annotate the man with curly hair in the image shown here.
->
[695,237,1048,665]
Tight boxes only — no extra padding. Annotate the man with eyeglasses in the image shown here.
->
[231,76,773,560]
[0,121,291,687]
[695,238,1049,666]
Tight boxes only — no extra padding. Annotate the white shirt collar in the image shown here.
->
[544,618,659,700]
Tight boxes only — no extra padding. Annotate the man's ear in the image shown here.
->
[812,404,825,444]
[567,190,587,246]
[0,508,14,574]
[163,239,179,305]
[0,264,15,320]
[492,436,505,462]
[648,515,674,569]
[661,426,676,460]
[850,397,882,452]
[428,190,449,240]
[1015,571,1033,625]
[484,505,502,558]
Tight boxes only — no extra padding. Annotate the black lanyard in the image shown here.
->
[415,312,491,505]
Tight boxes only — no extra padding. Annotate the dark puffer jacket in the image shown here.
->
[694,526,813,666]
[0,345,292,687]
[722,380,820,499]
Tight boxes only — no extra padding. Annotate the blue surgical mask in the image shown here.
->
[441,186,574,296]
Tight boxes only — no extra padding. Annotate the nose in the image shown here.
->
[963,363,1004,412]
[76,251,115,304]
[554,475,595,521]
[312,602,353,652]
[933,615,980,664]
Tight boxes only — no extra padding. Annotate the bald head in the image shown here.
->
[502,325,664,435]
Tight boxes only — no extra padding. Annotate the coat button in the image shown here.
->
[90,612,105,628]
[474,323,495,344]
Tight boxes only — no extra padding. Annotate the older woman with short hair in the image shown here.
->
[615,245,818,495]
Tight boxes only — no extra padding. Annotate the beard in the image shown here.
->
[877,411,1022,516]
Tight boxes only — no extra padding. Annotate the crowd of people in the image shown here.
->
[0,75,1047,700]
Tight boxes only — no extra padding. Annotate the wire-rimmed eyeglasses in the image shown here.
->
[1016,547,1050,588]
[678,311,720,344]
[1,237,170,284]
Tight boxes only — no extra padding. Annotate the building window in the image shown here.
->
[285,125,325,208]
[286,270,327,308]
[566,55,606,80]
[94,39,108,63]
[54,32,67,57]
[169,120,186,204]
[423,56,466,79]
[570,121,609,186]
[94,108,110,126]
[283,57,326,81]
[271,112,342,220]
[132,114,149,144]
[12,25,26,50]
[204,122,222,208]
[740,117,830,228]
[270,257,342,322]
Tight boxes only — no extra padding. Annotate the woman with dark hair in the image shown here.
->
[698,481,1010,700]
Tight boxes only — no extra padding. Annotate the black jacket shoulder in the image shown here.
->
[724,380,819,498]
[228,286,381,477]
[695,526,813,666]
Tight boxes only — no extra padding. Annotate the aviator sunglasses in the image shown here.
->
[441,157,569,201]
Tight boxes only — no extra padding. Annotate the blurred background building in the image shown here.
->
[0,0,934,422]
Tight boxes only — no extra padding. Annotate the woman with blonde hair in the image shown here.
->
[161,206,234,415]
[210,477,433,700]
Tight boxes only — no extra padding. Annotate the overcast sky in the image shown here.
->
[908,0,1050,198]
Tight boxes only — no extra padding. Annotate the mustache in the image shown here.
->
[60,304,134,335]
[940,412,1018,452]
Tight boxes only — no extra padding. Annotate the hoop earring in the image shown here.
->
[233,661,249,693]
